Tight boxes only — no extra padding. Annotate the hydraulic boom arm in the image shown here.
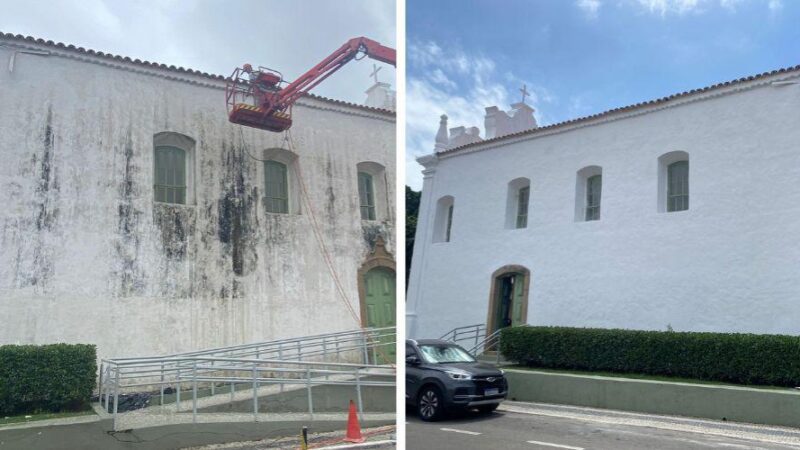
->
[226,37,396,132]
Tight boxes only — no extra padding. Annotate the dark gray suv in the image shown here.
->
[406,339,507,421]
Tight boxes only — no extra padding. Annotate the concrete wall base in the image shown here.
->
[505,369,800,428]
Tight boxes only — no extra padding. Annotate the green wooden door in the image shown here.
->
[494,273,526,331]
[511,273,526,326]
[364,267,396,363]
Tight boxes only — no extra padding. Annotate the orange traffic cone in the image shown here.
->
[344,400,365,443]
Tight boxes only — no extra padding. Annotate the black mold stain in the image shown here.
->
[217,141,256,278]
[25,107,60,288]
[362,223,385,249]
[116,129,145,296]
[35,107,58,232]
[154,204,192,260]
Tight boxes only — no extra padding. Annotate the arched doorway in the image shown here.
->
[358,237,396,363]
[486,265,530,338]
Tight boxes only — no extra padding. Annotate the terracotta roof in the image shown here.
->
[440,63,800,156]
[0,31,395,117]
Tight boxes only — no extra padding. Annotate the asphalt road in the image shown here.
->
[406,402,800,450]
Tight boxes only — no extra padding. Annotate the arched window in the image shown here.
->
[505,177,530,229]
[356,162,387,221]
[358,172,376,220]
[433,195,455,243]
[667,161,689,212]
[658,151,689,213]
[264,160,289,213]
[575,166,602,222]
[154,132,195,205]
[261,147,299,215]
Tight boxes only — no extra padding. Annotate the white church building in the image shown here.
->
[0,32,396,361]
[407,64,800,340]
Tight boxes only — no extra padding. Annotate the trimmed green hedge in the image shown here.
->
[499,326,800,387]
[0,344,96,415]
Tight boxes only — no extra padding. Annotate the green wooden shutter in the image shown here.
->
[358,172,376,220]
[585,174,601,221]
[154,146,186,205]
[264,160,289,213]
[445,204,454,242]
[516,186,529,228]
[511,274,525,326]
[667,161,689,212]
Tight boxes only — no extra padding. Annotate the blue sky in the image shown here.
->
[406,0,799,189]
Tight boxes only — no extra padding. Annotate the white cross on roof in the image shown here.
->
[370,64,382,84]
[520,84,530,104]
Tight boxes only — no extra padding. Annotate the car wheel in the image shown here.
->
[418,386,444,421]
[477,403,499,414]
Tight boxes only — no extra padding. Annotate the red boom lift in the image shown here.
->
[225,36,396,132]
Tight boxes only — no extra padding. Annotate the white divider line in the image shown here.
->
[527,440,584,450]
[440,427,482,436]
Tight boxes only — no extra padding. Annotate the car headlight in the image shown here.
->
[499,369,505,375]
[445,369,473,380]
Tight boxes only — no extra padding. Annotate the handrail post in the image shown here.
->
[361,333,369,365]
[323,339,330,380]
[230,350,235,404]
[210,359,215,396]
[355,367,363,417]
[176,366,181,412]
[160,362,165,406]
[371,331,378,364]
[306,366,313,419]
[112,367,120,431]
[278,344,284,393]
[98,362,104,409]
[192,360,198,424]
[104,365,111,410]
[252,362,258,421]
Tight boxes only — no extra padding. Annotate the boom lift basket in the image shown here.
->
[225,66,293,132]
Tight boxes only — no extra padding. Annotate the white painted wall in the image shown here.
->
[407,73,800,339]
[0,39,395,361]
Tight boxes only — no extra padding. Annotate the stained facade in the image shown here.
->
[0,34,396,360]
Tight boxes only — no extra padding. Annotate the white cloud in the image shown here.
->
[636,0,703,15]
[429,69,457,89]
[632,0,779,15]
[577,0,602,18]
[0,0,395,104]
[405,41,550,189]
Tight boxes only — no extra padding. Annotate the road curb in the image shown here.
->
[505,369,800,428]
[0,413,101,431]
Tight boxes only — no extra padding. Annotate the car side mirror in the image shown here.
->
[406,355,420,366]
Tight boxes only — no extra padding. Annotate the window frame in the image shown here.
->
[574,165,602,222]
[432,195,455,243]
[667,160,689,212]
[153,132,195,206]
[516,186,530,229]
[585,174,602,221]
[657,151,690,213]
[264,160,290,214]
[358,171,377,221]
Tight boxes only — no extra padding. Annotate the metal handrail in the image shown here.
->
[440,323,487,350]
[440,323,510,364]
[98,327,395,431]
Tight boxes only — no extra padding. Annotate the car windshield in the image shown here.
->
[418,344,476,363]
